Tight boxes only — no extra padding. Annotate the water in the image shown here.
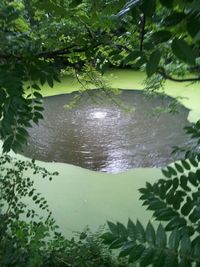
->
[22,89,192,173]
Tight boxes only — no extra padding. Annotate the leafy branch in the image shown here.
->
[158,67,200,83]
[102,120,200,266]
[102,156,200,266]
[102,220,200,266]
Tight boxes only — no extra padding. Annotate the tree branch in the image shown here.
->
[37,46,85,58]
[158,67,200,82]
[0,46,85,60]
[139,13,146,53]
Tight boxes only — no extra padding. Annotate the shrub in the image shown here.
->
[0,154,129,267]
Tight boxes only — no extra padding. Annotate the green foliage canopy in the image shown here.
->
[1,1,200,266]
[0,0,200,152]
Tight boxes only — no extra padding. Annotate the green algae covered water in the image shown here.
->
[1,70,200,236]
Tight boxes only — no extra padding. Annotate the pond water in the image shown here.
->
[22,89,192,173]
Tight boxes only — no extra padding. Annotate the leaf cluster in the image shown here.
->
[102,120,200,266]
[0,154,128,267]
[102,154,200,266]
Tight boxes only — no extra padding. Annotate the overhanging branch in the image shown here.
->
[0,46,85,60]
[158,67,200,82]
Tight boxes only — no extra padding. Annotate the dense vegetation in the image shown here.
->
[102,121,200,266]
[0,0,200,266]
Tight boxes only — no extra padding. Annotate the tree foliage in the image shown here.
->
[1,0,200,265]
[0,154,127,267]
[0,0,200,152]
[102,120,200,266]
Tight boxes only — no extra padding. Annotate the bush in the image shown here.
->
[0,154,129,267]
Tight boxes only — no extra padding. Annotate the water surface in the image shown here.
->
[22,89,191,173]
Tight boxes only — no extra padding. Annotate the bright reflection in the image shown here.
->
[91,111,107,119]
[101,149,129,174]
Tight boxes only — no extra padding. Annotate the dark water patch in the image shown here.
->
[21,89,192,173]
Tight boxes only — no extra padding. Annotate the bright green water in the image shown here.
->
[1,69,200,236]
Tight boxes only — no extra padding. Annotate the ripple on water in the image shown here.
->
[21,89,193,173]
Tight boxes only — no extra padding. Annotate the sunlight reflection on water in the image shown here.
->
[22,89,193,173]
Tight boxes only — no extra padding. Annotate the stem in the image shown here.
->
[139,13,146,53]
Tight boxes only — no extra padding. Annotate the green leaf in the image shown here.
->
[124,51,143,64]
[119,241,135,257]
[172,38,196,65]
[101,232,116,244]
[164,253,178,267]
[47,77,54,88]
[189,158,198,167]
[69,0,82,8]
[33,195,37,201]
[187,17,200,38]
[156,224,166,247]
[155,208,178,221]
[140,248,154,266]
[28,190,34,197]
[136,220,146,243]
[165,217,186,231]
[151,30,172,43]
[128,244,145,263]
[162,169,172,178]
[166,166,177,176]
[193,237,200,259]
[180,175,191,191]
[172,178,179,190]
[168,229,180,250]
[189,208,200,223]
[2,135,14,153]
[146,221,155,245]
[127,219,136,240]
[132,54,147,68]
[196,57,200,66]
[181,201,193,216]
[148,199,166,210]
[17,127,29,137]
[146,50,161,77]
[181,160,191,170]
[34,112,43,120]
[162,12,186,26]
[110,237,126,249]
[188,172,198,186]
[36,1,67,16]
[174,162,184,173]
[117,222,128,238]
[172,196,182,210]
[107,221,118,235]
[32,84,40,90]
[79,231,87,240]
[141,0,156,17]
[12,140,22,153]
[40,75,46,86]
[180,235,191,255]
[194,31,200,42]
[160,0,173,8]
[33,92,43,99]
[15,134,27,144]
[153,250,166,267]
[34,106,44,112]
